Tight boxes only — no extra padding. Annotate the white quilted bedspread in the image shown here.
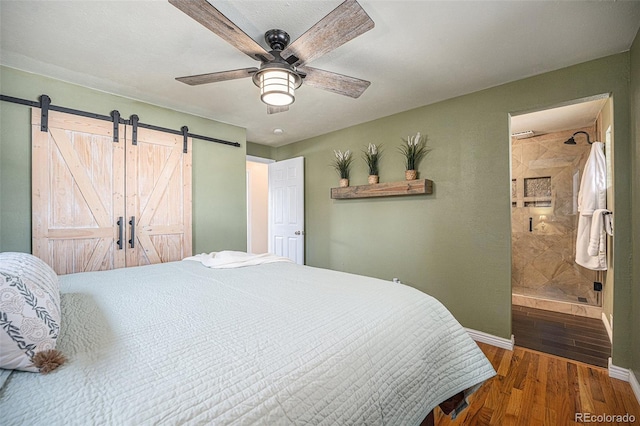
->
[1,261,495,425]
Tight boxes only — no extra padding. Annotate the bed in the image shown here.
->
[0,252,495,425]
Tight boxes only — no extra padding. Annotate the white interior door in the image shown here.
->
[268,157,304,264]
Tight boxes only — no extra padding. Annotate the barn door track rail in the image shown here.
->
[0,94,241,152]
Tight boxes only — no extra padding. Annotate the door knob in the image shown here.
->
[295,231,304,235]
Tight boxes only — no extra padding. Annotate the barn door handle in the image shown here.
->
[128,216,136,248]
[116,217,124,250]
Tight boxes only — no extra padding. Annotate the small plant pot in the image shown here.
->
[405,170,418,181]
[368,175,379,185]
[339,178,349,188]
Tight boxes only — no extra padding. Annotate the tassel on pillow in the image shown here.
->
[32,349,67,374]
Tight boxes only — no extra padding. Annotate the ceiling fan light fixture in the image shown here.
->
[258,69,296,106]
[171,1,375,114]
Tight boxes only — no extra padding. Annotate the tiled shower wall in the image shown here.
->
[511,126,599,306]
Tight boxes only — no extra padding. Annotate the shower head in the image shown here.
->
[564,131,591,145]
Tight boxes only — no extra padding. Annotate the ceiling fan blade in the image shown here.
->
[168,0,273,62]
[298,66,370,98]
[176,68,258,86]
[282,0,374,67]
[267,105,289,115]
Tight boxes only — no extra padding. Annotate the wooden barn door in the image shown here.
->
[124,126,192,266]
[31,109,126,274]
[32,109,192,274]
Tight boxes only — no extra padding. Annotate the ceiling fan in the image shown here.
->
[169,0,374,114]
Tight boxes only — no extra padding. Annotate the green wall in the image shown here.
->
[276,53,635,367]
[246,141,276,160]
[0,66,247,255]
[630,29,640,383]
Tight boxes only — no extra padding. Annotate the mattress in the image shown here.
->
[0,260,495,425]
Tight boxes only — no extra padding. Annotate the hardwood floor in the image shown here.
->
[435,342,640,426]
[512,305,611,368]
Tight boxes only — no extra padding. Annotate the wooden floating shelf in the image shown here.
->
[331,179,433,199]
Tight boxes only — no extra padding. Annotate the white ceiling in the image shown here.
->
[1,1,639,147]
[511,96,608,137]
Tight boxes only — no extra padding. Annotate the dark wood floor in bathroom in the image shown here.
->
[512,305,611,368]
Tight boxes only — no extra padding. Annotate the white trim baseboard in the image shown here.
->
[601,312,613,344]
[465,328,514,350]
[608,358,629,381]
[630,370,640,407]
[608,359,640,406]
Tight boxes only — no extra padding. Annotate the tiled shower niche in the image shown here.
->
[524,177,551,206]
[511,127,598,306]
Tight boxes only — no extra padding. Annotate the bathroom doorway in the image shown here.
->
[509,95,614,366]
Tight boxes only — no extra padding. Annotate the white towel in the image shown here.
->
[575,142,607,270]
[588,209,612,257]
[605,212,613,236]
[577,142,607,216]
[183,250,292,269]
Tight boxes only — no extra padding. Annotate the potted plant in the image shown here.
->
[399,132,430,180]
[363,143,382,184]
[332,149,354,187]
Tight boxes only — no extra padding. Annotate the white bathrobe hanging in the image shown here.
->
[575,142,607,270]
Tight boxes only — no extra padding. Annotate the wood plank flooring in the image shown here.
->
[512,305,611,368]
[435,342,640,426]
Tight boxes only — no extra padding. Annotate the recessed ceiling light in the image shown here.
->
[273,128,284,135]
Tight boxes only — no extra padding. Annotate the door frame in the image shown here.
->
[246,155,274,254]
[508,93,614,351]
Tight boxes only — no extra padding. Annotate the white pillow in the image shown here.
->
[0,252,63,372]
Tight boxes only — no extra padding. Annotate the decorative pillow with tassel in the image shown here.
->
[0,252,66,373]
